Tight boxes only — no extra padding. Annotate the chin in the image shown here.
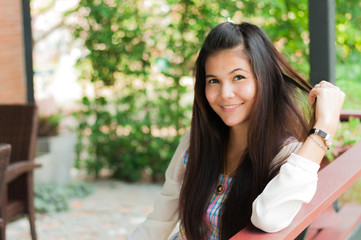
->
[223,121,240,127]
[222,118,249,129]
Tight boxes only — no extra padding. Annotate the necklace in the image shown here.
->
[215,160,239,194]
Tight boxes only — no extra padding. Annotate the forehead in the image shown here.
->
[205,48,251,74]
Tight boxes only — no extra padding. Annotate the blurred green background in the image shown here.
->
[58,0,361,182]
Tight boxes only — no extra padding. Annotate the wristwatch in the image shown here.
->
[308,128,332,149]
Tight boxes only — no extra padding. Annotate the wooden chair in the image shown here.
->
[0,104,41,240]
[0,144,11,240]
[232,112,361,240]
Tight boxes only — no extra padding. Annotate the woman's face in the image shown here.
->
[205,48,257,131]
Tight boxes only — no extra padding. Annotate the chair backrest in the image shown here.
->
[0,144,11,206]
[0,104,38,164]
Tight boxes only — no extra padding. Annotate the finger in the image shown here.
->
[318,80,336,88]
[308,87,321,105]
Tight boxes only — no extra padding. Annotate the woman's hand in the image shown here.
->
[308,80,345,137]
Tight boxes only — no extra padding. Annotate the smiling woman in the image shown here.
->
[205,49,257,130]
[128,22,345,240]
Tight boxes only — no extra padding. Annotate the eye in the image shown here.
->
[234,75,245,81]
[208,79,219,84]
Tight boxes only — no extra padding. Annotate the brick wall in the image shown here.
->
[0,0,27,103]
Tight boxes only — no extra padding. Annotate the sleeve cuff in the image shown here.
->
[287,153,320,173]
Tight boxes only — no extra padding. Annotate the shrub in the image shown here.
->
[35,182,94,213]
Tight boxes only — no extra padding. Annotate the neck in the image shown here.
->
[228,125,248,153]
[224,125,248,176]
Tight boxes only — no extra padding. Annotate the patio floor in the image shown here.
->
[7,180,162,240]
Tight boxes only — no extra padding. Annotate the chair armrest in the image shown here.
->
[340,109,361,121]
[5,161,42,183]
[231,141,361,240]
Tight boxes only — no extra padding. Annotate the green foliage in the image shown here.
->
[34,182,94,213]
[336,62,361,109]
[67,181,95,198]
[335,0,361,64]
[334,0,361,110]
[37,114,63,137]
[67,0,361,181]
[68,0,194,181]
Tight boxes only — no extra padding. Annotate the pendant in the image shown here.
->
[216,184,224,194]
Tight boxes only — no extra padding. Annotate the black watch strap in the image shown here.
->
[308,128,327,138]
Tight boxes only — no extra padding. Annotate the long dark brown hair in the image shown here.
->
[179,22,314,239]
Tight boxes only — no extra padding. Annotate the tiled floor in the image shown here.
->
[7,180,162,240]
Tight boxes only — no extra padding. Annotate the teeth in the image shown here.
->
[223,105,240,109]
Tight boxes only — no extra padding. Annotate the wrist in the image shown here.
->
[313,122,337,137]
[308,128,333,150]
[308,134,328,152]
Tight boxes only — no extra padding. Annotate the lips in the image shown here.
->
[221,103,243,111]
[222,104,241,109]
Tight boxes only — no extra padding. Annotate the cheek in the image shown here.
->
[241,82,257,101]
[205,87,215,104]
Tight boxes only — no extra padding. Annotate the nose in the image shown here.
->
[221,82,235,99]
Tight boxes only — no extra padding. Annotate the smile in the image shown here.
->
[222,104,242,110]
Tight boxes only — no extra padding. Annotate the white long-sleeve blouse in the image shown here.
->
[128,130,320,240]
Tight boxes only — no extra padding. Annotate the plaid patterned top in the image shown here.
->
[128,133,320,240]
[169,152,233,240]
[169,136,299,240]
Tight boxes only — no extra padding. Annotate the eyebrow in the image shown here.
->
[205,68,249,78]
